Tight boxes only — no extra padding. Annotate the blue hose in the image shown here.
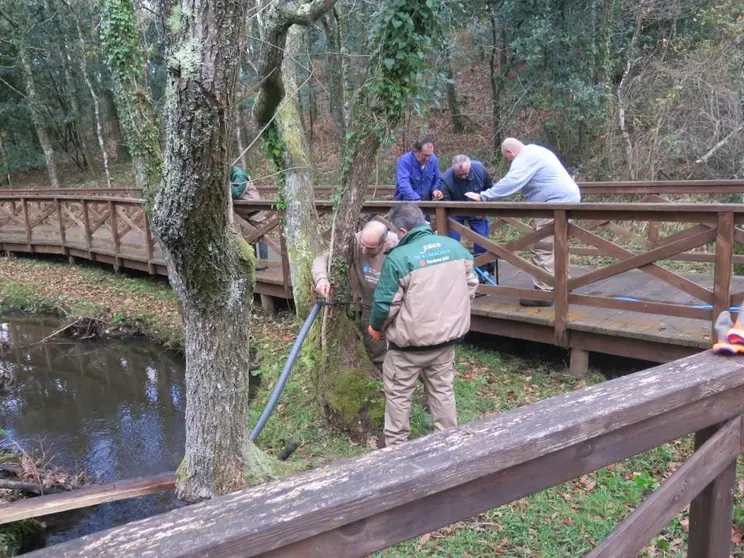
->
[250,301,322,441]
[475,267,498,286]
[475,272,739,311]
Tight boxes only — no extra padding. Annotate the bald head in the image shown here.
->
[360,220,388,256]
[501,138,525,162]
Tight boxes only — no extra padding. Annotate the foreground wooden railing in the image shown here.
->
[29,351,744,557]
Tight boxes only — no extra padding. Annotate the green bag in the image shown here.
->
[230,166,250,199]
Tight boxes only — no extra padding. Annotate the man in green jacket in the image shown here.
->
[369,203,479,447]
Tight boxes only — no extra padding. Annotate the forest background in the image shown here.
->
[1,0,742,190]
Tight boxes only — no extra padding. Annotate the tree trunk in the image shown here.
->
[322,13,347,142]
[252,1,340,319]
[152,0,275,503]
[100,0,162,192]
[335,0,355,110]
[445,43,464,133]
[489,11,507,163]
[17,42,60,188]
[276,26,324,318]
[315,131,381,432]
[102,88,130,162]
[235,104,248,169]
[0,132,11,187]
[71,12,112,188]
[62,42,94,173]
[618,10,643,180]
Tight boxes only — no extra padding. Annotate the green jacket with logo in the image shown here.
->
[370,224,479,350]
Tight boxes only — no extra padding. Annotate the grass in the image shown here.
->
[2,255,744,556]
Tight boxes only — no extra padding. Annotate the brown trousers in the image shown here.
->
[382,346,457,447]
[361,309,387,378]
[532,217,555,291]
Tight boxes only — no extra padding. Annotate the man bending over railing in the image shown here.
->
[465,138,580,307]
[438,154,497,284]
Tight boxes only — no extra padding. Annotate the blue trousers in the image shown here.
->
[448,216,489,257]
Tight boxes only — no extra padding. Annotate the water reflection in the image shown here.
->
[0,316,186,546]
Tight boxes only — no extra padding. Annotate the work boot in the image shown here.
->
[519,288,553,308]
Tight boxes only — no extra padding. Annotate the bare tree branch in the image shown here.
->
[695,124,744,164]
[286,0,337,25]
[252,0,337,126]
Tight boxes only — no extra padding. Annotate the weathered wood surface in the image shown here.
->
[27,351,744,557]
[0,472,175,525]
[587,416,741,558]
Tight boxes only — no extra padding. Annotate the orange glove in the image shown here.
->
[367,325,382,341]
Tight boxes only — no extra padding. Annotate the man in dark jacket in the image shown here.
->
[440,155,495,280]
[369,204,478,447]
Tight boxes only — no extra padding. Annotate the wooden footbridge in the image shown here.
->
[3,181,744,369]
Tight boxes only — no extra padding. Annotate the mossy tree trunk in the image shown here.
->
[275,26,324,318]
[100,0,162,192]
[253,0,336,319]
[153,0,277,503]
[315,129,381,431]
[314,0,444,429]
[100,0,276,502]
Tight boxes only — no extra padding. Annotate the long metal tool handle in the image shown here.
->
[250,301,322,441]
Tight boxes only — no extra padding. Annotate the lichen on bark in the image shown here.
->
[99,0,280,502]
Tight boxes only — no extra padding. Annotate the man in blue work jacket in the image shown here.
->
[394,137,443,202]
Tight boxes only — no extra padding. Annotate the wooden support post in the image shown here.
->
[143,211,155,275]
[260,294,276,314]
[108,200,121,270]
[569,348,589,377]
[647,222,659,246]
[589,417,741,558]
[435,206,448,237]
[687,422,738,558]
[554,210,569,347]
[20,198,32,252]
[712,212,734,343]
[55,198,66,253]
[81,199,93,261]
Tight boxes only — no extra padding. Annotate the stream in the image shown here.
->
[0,315,186,549]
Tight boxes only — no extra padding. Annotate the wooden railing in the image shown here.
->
[30,350,744,557]
[3,194,744,348]
[5,179,744,198]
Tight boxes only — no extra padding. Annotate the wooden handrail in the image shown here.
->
[30,351,744,557]
[5,179,744,198]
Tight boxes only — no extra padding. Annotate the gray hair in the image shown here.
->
[452,154,470,166]
[388,203,426,232]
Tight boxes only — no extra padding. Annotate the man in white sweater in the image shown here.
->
[465,138,580,307]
